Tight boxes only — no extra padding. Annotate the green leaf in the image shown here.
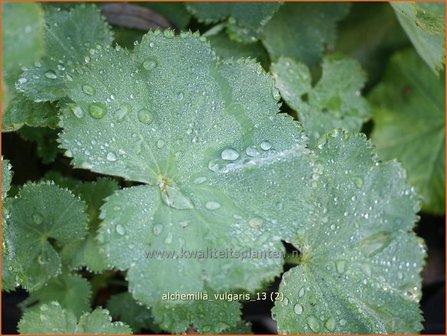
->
[2,157,12,198]
[2,94,59,132]
[61,178,119,272]
[17,4,113,102]
[208,32,269,68]
[272,131,425,333]
[187,2,281,43]
[18,301,132,334]
[391,2,445,74]
[18,127,61,164]
[9,181,88,291]
[2,2,45,84]
[370,49,445,215]
[20,273,92,318]
[272,56,370,146]
[59,30,306,310]
[108,292,160,333]
[262,3,350,65]
[152,290,241,333]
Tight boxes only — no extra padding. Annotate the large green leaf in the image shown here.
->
[9,182,88,291]
[272,56,370,145]
[370,49,445,215]
[59,30,306,312]
[262,3,350,65]
[18,301,132,334]
[187,2,281,43]
[273,131,425,333]
[16,4,113,102]
[20,273,92,318]
[391,2,445,74]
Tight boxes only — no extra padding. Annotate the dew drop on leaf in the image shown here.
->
[325,316,336,331]
[193,176,207,184]
[260,141,272,150]
[106,152,117,162]
[307,315,321,332]
[335,260,346,274]
[246,146,260,157]
[293,303,303,315]
[221,148,239,161]
[153,224,163,236]
[142,58,157,70]
[205,201,221,210]
[298,287,305,297]
[137,109,154,124]
[88,102,107,119]
[116,224,126,235]
[116,103,131,122]
[82,84,96,95]
[32,213,43,225]
[44,70,57,79]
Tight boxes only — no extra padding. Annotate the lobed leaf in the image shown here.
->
[18,127,61,164]
[262,3,350,65]
[20,273,92,318]
[187,2,281,43]
[18,301,132,334]
[391,2,445,74]
[370,49,445,215]
[9,182,88,291]
[272,131,425,333]
[16,4,113,102]
[272,56,370,145]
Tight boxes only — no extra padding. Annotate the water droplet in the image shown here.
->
[353,176,363,188]
[221,148,239,161]
[116,224,126,235]
[137,109,154,124]
[179,220,190,228]
[40,304,49,311]
[164,232,173,244]
[298,287,305,297]
[260,141,272,150]
[336,260,346,274]
[107,152,117,162]
[325,317,336,331]
[294,303,303,315]
[283,297,289,306]
[339,319,347,326]
[116,103,130,122]
[32,213,43,225]
[142,58,157,70]
[193,176,207,184]
[307,316,321,332]
[153,224,163,236]
[88,102,107,119]
[82,84,96,95]
[44,70,57,79]
[248,217,264,229]
[246,146,259,157]
[206,201,221,210]
[208,160,219,172]
[177,92,184,101]
[360,232,392,257]
[156,139,165,148]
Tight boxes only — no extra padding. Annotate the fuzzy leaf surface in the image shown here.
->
[16,5,113,102]
[9,182,88,291]
[59,31,309,310]
[391,2,445,74]
[370,49,445,214]
[262,3,350,65]
[18,302,132,334]
[272,131,425,333]
[272,56,370,145]
[187,2,281,43]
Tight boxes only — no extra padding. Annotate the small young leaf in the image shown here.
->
[18,127,61,164]
[18,301,132,334]
[262,3,350,65]
[391,2,445,74]
[187,2,281,43]
[9,182,88,291]
[2,94,59,132]
[108,292,160,333]
[272,56,370,145]
[370,49,445,215]
[272,131,425,333]
[152,291,241,333]
[17,4,113,102]
[20,273,92,318]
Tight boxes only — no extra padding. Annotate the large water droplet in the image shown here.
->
[360,232,392,257]
[88,102,107,119]
[335,260,346,274]
[107,152,117,162]
[293,303,303,315]
[70,104,84,118]
[32,213,43,225]
[325,317,336,331]
[246,146,260,157]
[205,201,221,210]
[137,109,154,124]
[142,58,157,70]
[221,148,239,161]
[116,103,131,122]
[116,224,126,235]
[307,316,321,332]
[298,287,305,297]
[44,70,57,79]
[260,141,272,150]
[82,84,96,96]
